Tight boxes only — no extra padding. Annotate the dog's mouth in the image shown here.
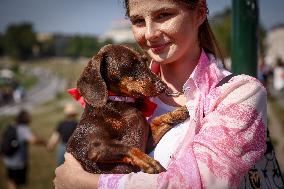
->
[118,78,167,98]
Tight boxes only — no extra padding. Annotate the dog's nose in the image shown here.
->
[155,81,167,93]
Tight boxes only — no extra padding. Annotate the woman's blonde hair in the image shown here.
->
[123,0,224,61]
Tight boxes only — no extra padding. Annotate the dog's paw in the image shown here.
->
[144,158,166,174]
[128,148,166,174]
[172,106,189,122]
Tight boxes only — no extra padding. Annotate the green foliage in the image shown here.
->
[210,8,232,58]
[38,38,55,57]
[100,38,114,47]
[258,23,267,56]
[65,36,113,58]
[80,36,99,57]
[210,8,267,58]
[4,23,37,60]
[0,34,4,56]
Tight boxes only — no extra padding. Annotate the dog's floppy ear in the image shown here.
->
[77,53,108,107]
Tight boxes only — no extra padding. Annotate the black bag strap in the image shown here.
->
[214,73,284,187]
[215,74,235,88]
[203,74,235,118]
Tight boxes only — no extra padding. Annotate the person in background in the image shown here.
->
[47,103,78,166]
[2,109,46,189]
[257,56,268,88]
[54,0,267,188]
[273,58,284,92]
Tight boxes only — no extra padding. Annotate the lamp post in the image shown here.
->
[231,0,259,77]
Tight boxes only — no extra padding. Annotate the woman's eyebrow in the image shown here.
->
[129,15,141,21]
[129,7,176,18]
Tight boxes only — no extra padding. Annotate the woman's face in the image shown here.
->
[128,0,204,64]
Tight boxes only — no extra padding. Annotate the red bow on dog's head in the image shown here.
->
[67,88,157,117]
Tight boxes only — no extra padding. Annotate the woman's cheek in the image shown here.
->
[132,27,145,47]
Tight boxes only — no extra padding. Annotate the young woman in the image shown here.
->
[54,0,267,188]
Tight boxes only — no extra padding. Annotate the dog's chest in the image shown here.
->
[84,102,148,136]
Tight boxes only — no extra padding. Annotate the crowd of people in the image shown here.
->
[258,56,284,94]
[0,103,79,189]
[0,69,25,106]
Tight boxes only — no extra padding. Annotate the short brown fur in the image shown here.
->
[66,44,189,174]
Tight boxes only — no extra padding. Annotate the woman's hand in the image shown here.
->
[54,153,100,189]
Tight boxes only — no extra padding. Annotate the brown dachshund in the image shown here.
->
[66,44,189,174]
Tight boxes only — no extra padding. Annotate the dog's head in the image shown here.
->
[77,44,167,108]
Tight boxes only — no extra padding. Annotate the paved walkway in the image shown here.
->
[0,68,66,116]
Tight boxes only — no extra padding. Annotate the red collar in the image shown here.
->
[67,88,157,117]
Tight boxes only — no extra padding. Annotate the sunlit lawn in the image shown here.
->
[0,58,84,189]
[0,98,66,189]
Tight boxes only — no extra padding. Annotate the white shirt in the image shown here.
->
[148,97,190,168]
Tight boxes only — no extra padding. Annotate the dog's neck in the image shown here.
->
[107,91,157,117]
[107,91,136,103]
[67,88,157,117]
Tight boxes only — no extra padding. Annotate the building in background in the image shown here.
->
[101,19,135,43]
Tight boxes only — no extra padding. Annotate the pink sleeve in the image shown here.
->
[98,76,267,189]
[194,76,267,188]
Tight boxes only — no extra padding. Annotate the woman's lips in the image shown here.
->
[150,43,169,53]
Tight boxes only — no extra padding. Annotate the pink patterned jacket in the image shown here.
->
[98,50,267,189]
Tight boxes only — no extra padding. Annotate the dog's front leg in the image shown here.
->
[88,139,166,173]
[147,106,189,151]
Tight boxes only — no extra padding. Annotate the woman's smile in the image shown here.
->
[149,42,171,54]
[129,0,203,65]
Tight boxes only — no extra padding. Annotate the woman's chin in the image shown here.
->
[148,47,176,64]
[149,52,169,63]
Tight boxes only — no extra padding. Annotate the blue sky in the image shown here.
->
[0,0,283,36]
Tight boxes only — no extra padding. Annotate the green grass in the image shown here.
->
[0,58,84,189]
[0,101,65,189]
[28,58,85,88]
[15,72,37,90]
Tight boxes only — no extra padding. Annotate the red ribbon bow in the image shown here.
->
[67,88,157,117]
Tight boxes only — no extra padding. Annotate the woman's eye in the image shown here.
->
[130,18,145,26]
[157,13,172,20]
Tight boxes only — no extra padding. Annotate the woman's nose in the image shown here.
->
[145,21,161,41]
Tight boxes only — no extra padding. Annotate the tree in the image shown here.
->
[80,36,101,57]
[65,35,109,58]
[65,35,81,58]
[258,22,266,57]
[0,34,4,56]
[210,8,266,59]
[210,8,232,58]
[38,38,55,57]
[4,23,37,60]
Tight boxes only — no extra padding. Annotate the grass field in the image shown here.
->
[0,58,84,189]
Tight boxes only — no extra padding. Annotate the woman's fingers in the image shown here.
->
[54,153,83,189]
